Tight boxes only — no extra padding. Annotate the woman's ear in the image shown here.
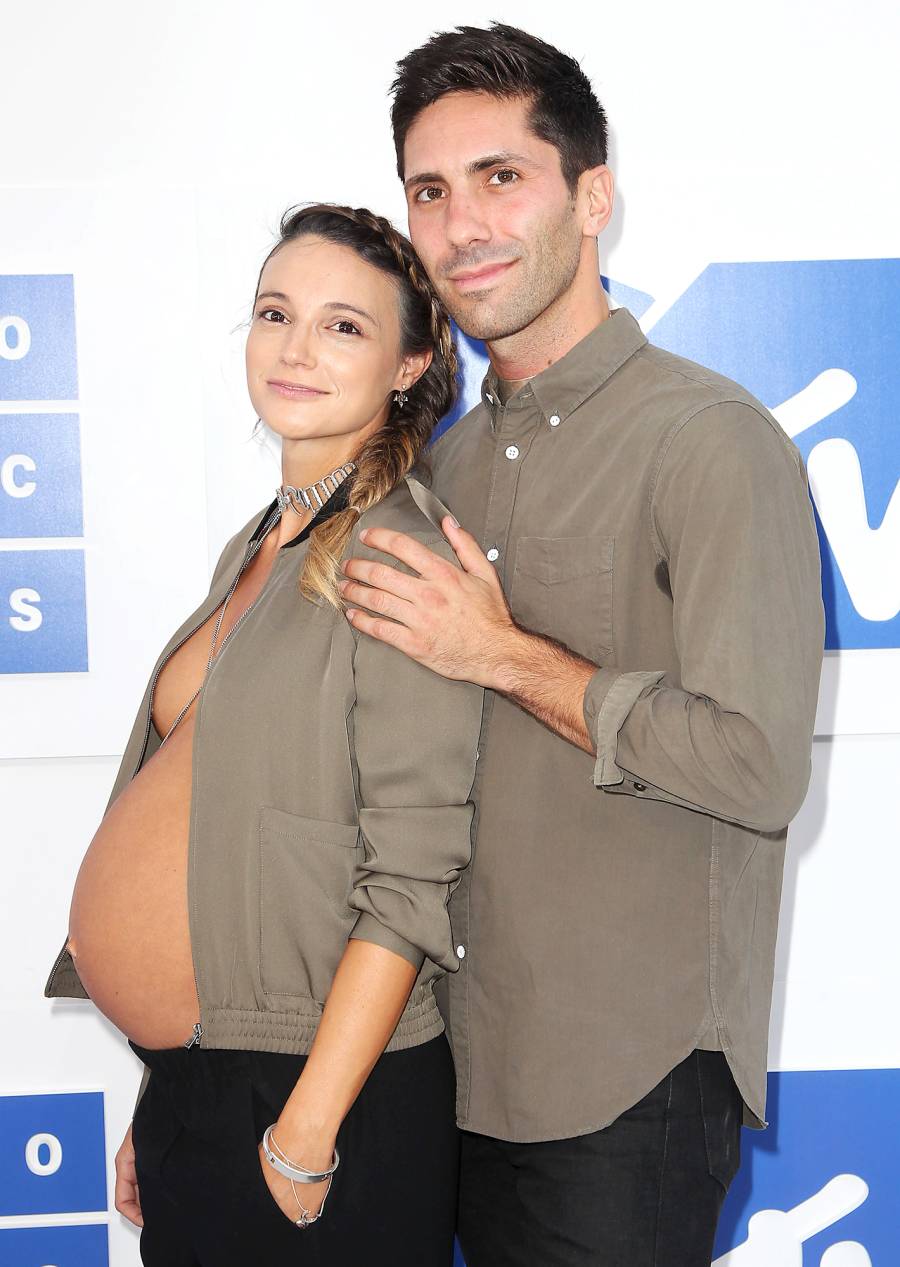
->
[396,347,433,392]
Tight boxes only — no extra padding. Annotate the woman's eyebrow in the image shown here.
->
[324,301,379,327]
[255,290,290,303]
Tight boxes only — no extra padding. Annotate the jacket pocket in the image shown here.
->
[258,806,362,1003]
[510,536,614,662]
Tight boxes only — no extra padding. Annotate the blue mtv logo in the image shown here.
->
[0,414,83,537]
[0,549,88,673]
[450,261,899,650]
[0,1092,106,1217]
[713,1068,899,1265]
[0,275,78,401]
[0,1225,108,1267]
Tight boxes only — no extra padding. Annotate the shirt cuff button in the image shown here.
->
[633,782,647,793]
[456,945,466,959]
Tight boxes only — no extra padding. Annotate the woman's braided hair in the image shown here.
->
[255,203,458,608]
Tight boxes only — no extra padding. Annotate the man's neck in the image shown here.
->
[486,259,611,383]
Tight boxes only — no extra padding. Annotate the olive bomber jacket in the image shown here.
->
[45,476,485,1055]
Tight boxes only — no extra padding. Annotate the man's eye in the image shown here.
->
[415,186,444,203]
[258,308,287,323]
[488,169,519,186]
[332,320,362,336]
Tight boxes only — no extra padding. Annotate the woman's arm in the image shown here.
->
[259,940,417,1220]
[259,529,482,1224]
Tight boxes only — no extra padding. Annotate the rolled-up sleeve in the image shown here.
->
[583,401,825,833]
[348,535,485,972]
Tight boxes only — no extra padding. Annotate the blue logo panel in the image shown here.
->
[0,550,88,674]
[0,1225,108,1267]
[0,275,78,401]
[649,260,900,650]
[0,414,83,537]
[714,1068,900,1264]
[0,1092,106,1216]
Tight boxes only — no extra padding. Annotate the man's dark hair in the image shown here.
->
[390,22,608,194]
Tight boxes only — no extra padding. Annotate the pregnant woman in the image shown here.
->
[45,204,483,1266]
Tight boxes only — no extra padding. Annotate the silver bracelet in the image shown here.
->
[262,1125,340,1184]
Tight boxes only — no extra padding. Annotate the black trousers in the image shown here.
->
[130,1034,459,1266]
[458,1050,742,1267]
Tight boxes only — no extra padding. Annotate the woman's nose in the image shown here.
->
[281,325,316,368]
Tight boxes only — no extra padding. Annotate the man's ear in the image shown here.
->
[580,165,615,239]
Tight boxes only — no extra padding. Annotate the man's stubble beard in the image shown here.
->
[435,201,583,344]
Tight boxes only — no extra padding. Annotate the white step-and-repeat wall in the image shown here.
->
[1,3,898,1264]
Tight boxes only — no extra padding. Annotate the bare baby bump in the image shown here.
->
[68,713,200,1048]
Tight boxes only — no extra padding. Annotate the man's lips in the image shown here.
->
[447,260,517,292]
[267,380,328,399]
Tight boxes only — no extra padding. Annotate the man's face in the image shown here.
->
[403,92,584,342]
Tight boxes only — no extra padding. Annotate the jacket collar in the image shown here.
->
[480,306,647,429]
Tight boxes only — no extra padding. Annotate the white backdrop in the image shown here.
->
[1,2,898,1263]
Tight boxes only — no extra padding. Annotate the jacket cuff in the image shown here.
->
[583,667,666,787]
[349,912,427,972]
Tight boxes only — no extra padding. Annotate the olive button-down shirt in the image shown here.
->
[430,308,824,1143]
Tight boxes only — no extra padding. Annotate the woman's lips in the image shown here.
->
[449,260,516,293]
[267,380,327,399]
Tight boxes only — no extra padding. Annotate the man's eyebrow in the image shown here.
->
[404,151,532,190]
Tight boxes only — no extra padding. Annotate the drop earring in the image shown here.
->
[395,388,409,409]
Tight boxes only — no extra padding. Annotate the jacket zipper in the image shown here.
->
[184,1021,203,1049]
[179,506,283,1051]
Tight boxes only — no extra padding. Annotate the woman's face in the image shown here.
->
[246,235,423,454]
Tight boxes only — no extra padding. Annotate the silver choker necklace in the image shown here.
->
[276,462,356,516]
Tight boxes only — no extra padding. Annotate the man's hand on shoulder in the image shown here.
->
[340,516,518,688]
[341,518,598,752]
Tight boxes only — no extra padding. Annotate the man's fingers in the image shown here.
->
[341,556,420,600]
[357,527,451,579]
[441,516,500,583]
[345,607,419,657]
[339,579,415,624]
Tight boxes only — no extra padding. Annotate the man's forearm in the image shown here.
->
[490,625,598,751]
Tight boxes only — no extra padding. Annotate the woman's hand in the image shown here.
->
[257,1128,334,1226]
[114,1123,143,1228]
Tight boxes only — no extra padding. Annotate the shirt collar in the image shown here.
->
[479,307,647,429]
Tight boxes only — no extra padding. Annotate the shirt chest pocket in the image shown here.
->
[510,536,614,663]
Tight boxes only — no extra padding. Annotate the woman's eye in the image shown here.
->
[488,169,519,186]
[258,308,287,323]
[415,186,444,204]
[332,320,362,336]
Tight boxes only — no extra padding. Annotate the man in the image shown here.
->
[339,22,825,1267]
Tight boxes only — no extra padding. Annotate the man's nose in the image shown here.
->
[443,192,491,252]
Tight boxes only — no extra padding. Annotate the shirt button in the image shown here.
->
[505,444,520,460]
[549,414,561,427]
[633,782,647,792]
[486,547,500,562]
[456,945,466,959]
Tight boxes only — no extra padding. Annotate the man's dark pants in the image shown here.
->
[458,1049,742,1267]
